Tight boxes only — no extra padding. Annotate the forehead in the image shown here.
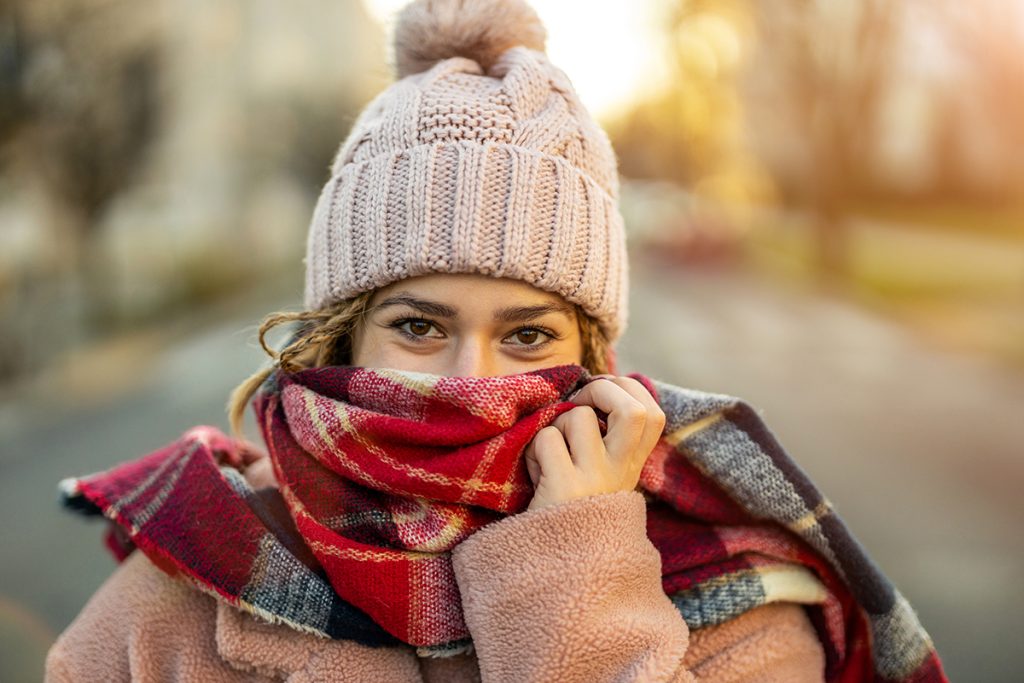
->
[370,274,575,318]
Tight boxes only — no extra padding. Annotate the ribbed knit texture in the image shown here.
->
[303,38,629,341]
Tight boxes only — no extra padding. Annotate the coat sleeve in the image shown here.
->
[450,490,825,683]
[44,552,258,682]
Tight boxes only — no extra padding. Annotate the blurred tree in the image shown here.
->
[609,0,901,279]
[0,2,29,149]
[930,0,1024,202]
[6,0,163,333]
[929,88,969,200]
[608,0,768,264]
[610,0,751,190]
[746,0,900,282]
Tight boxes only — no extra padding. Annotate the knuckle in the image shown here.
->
[617,376,643,390]
[622,400,647,423]
[537,425,562,442]
[560,408,595,435]
[568,405,596,421]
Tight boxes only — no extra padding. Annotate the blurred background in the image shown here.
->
[1,0,1021,680]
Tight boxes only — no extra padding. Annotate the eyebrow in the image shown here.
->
[373,295,456,318]
[494,302,576,323]
[372,294,576,323]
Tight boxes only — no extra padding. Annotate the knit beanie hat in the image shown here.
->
[303,0,629,342]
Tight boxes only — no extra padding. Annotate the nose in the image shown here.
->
[448,337,499,377]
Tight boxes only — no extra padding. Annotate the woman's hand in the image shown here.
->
[523,375,666,511]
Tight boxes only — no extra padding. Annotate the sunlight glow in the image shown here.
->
[361,0,668,121]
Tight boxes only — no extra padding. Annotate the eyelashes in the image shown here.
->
[386,317,559,350]
[385,319,444,344]
[389,318,442,340]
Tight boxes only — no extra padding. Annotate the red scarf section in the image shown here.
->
[66,363,947,681]
[253,364,587,645]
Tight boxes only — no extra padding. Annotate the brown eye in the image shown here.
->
[506,327,555,349]
[516,329,539,344]
[408,320,431,336]
[388,318,443,341]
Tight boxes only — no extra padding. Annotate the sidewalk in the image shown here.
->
[0,268,301,458]
[619,256,1022,682]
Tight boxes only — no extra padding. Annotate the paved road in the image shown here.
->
[2,259,1020,681]
[619,258,1022,682]
[0,289,289,681]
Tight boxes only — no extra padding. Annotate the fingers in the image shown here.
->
[523,425,574,485]
[607,377,666,453]
[549,406,605,469]
[588,375,661,418]
[570,377,665,466]
[523,376,666,510]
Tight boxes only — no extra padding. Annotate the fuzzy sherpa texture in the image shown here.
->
[46,492,828,682]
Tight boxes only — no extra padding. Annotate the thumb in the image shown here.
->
[523,438,541,486]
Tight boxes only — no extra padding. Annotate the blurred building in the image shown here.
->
[0,0,386,383]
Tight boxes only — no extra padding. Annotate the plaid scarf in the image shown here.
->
[61,364,947,681]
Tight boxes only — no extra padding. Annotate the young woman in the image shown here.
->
[47,1,947,681]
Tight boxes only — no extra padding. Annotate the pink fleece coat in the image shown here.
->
[46,491,825,682]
